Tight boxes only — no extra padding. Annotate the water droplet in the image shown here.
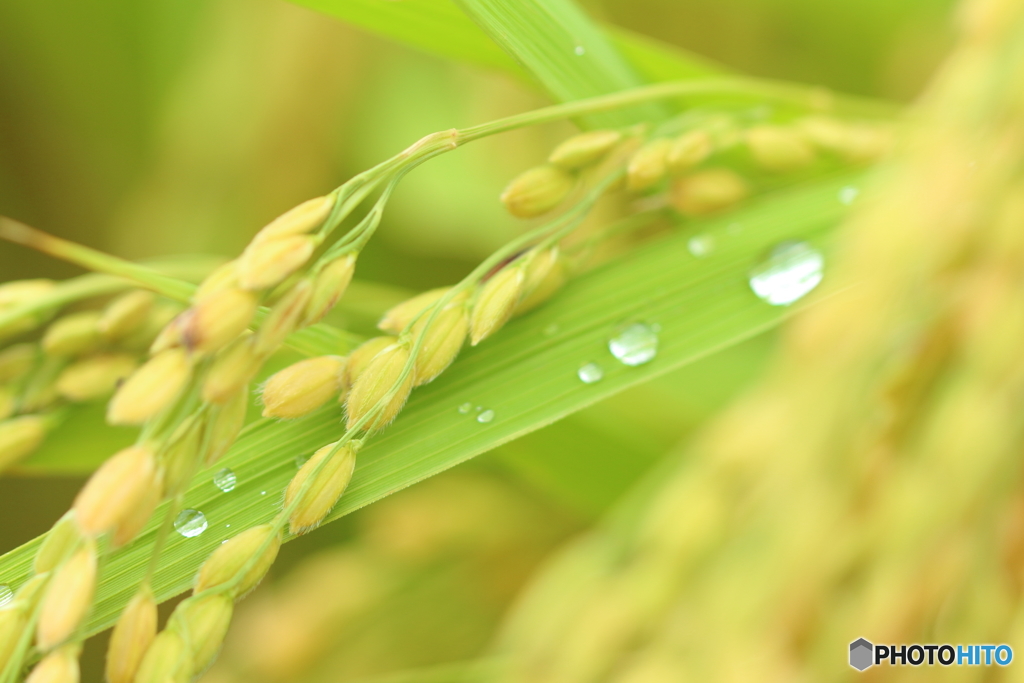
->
[0,585,12,607]
[477,409,495,423]
[294,455,309,469]
[174,509,208,538]
[838,186,860,205]
[687,234,715,258]
[225,524,231,528]
[609,323,659,367]
[260,491,267,496]
[458,402,473,414]
[543,323,560,337]
[748,241,824,306]
[577,363,604,384]
[574,45,586,56]
[213,468,236,492]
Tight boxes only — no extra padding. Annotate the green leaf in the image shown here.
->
[452,0,665,127]
[0,172,860,636]
[491,332,776,517]
[286,0,719,95]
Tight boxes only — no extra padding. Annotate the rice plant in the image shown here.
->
[0,0,1019,681]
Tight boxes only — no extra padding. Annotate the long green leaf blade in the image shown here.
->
[452,0,664,126]
[286,0,719,97]
[0,174,860,636]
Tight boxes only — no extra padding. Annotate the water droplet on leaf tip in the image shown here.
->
[578,363,604,384]
[609,323,659,366]
[213,467,236,492]
[748,240,824,306]
[477,409,495,423]
[174,509,208,538]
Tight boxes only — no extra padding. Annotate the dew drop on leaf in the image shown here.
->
[687,234,715,258]
[838,186,860,205]
[477,409,495,423]
[578,363,604,384]
[748,241,824,306]
[174,509,208,538]
[458,402,473,414]
[609,323,658,366]
[213,467,236,492]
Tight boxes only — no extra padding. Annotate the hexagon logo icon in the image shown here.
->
[849,638,874,671]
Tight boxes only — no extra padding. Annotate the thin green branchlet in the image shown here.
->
[0,78,893,303]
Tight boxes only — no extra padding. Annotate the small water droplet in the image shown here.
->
[609,323,659,367]
[174,509,208,538]
[225,524,231,528]
[0,585,13,607]
[838,186,860,205]
[543,323,560,337]
[577,363,604,384]
[748,241,824,306]
[458,402,473,414]
[213,468,236,492]
[477,409,495,423]
[574,45,586,56]
[687,234,715,258]
[294,455,309,469]
[260,491,267,496]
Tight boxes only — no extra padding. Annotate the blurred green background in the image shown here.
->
[0,0,956,680]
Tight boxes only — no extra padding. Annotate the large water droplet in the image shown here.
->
[174,509,208,538]
[0,585,12,607]
[748,241,824,306]
[577,363,604,384]
[458,402,473,414]
[838,186,860,205]
[687,234,715,258]
[477,409,495,423]
[609,323,659,366]
[213,468,236,492]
